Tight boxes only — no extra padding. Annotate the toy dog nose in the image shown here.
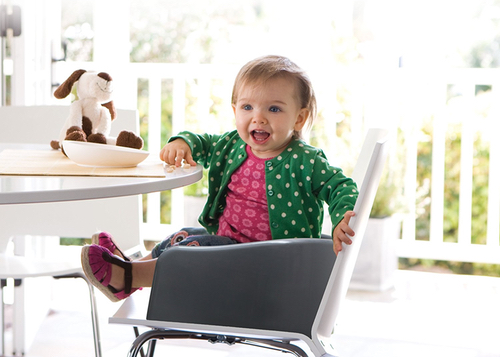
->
[98,72,112,82]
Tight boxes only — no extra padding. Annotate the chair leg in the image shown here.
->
[53,273,102,357]
[145,339,156,357]
[133,326,149,357]
[128,329,309,357]
[1,279,5,357]
[83,276,102,357]
[127,330,193,357]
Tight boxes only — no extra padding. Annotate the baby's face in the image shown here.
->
[232,77,308,159]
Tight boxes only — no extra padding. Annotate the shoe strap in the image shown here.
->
[102,252,133,294]
[116,246,131,262]
[99,233,131,262]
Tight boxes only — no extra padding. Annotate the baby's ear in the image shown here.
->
[294,108,309,131]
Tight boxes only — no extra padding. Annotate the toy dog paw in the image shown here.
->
[65,126,87,142]
[116,130,144,150]
[87,133,107,144]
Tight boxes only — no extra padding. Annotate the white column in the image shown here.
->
[146,77,162,226]
[92,0,135,109]
[170,75,187,227]
[10,0,58,106]
[1,21,4,105]
[429,84,447,244]
[457,85,474,245]
[92,0,130,64]
[487,85,500,246]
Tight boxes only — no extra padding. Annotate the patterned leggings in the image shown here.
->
[151,227,238,259]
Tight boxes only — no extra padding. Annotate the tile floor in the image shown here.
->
[2,269,500,357]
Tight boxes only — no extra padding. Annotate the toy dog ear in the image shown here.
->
[102,101,117,121]
[54,69,87,99]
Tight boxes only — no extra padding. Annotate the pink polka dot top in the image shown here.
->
[217,145,272,243]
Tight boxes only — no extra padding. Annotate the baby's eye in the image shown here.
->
[243,104,252,110]
[269,106,281,113]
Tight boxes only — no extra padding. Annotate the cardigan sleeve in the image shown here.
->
[168,130,245,234]
[312,150,358,231]
[168,131,224,169]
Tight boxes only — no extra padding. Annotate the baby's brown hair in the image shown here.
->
[231,55,317,139]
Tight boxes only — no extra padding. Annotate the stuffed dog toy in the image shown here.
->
[50,69,143,151]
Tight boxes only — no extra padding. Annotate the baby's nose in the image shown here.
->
[253,111,267,124]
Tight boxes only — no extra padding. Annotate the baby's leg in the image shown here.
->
[110,258,156,291]
[83,228,236,301]
[81,244,149,302]
[151,227,237,258]
[104,228,236,291]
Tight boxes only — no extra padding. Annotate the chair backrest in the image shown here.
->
[0,105,144,256]
[312,128,390,346]
[0,105,135,144]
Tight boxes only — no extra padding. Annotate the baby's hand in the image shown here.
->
[159,139,197,167]
[333,211,356,255]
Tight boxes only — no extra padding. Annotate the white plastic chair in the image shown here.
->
[110,128,389,357]
[0,105,145,356]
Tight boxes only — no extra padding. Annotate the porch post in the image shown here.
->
[92,0,135,109]
[9,0,59,106]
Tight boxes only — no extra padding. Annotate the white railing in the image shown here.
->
[395,69,500,264]
[60,62,500,264]
[122,63,240,239]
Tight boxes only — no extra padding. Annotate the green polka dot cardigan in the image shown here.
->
[169,130,358,239]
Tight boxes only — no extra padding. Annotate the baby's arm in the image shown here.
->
[159,138,197,167]
[332,211,355,255]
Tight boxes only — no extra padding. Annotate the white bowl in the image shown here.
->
[62,141,149,168]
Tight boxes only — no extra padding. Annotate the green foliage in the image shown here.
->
[160,191,172,224]
[59,237,90,246]
[415,118,433,240]
[443,122,462,243]
[471,131,490,244]
[184,170,209,197]
[409,88,495,275]
[61,1,93,61]
[370,171,403,218]
[370,128,407,218]
[400,258,500,277]
[136,79,150,150]
[129,0,266,64]
[414,91,492,246]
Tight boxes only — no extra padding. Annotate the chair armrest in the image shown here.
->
[147,238,335,338]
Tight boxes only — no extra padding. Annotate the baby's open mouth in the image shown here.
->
[251,130,270,142]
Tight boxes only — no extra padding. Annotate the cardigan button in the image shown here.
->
[271,222,279,229]
[267,190,274,196]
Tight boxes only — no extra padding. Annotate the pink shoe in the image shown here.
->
[81,244,140,302]
[91,232,130,261]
